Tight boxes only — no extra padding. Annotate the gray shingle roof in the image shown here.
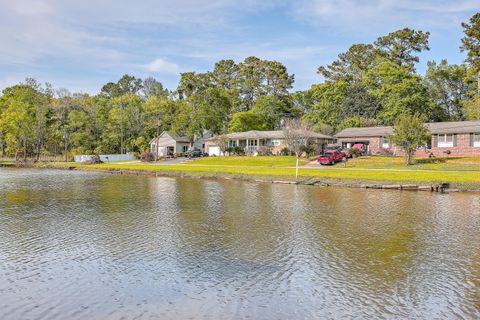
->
[149,131,190,144]
[335,120,480,138]
[209,130,332,140]
[335,126,393,138]
[426,120,480,134]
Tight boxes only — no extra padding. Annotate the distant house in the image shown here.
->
[335,120,480,157]
[205,130,334,156]
[150,131,209,158]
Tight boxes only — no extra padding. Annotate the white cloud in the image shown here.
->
[290,0,480,33]
[144,58,179,74]
[0,0,479,93]
[5,0,54,16]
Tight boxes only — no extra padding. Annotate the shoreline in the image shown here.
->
[3,162,479,194]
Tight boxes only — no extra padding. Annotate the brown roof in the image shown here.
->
[335,120,480,138]
[208,130,333,141]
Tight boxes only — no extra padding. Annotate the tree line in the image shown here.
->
[1,13,479,160]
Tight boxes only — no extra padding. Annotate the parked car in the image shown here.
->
[185,149,207,159]
[317,149,346,165]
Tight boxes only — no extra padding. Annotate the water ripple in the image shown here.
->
[0,169,479,319]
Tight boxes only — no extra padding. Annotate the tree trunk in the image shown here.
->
[35,141,41,162]
[406,152,413,165]
[295,156,299,179]
[64,138,68,162]
[478,70,480,96]
[23,135,27,161]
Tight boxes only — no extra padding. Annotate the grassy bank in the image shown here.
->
[11,155,478,190]
[344,156,480,171]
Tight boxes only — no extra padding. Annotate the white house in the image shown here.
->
[149,131,211,158]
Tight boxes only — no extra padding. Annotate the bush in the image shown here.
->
[280,147,291,156]
[227,146,245,156]
[348,147,362,157]
[300,144,316,157]
[84,154,103,164]
[257,146,273,156]
[140,152,155,162]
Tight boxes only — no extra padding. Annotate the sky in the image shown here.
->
[1,0,479,94]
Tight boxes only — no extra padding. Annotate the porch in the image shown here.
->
[228,138,282,153]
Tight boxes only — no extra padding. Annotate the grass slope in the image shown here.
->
[32,155,480,186]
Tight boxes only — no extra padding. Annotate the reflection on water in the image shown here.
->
[0,168,479,319]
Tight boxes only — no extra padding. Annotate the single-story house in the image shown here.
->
[205,130,334,156]
[150,131,209,158]
[335,120,480,157]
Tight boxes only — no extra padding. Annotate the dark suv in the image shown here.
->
[186,149,204,159]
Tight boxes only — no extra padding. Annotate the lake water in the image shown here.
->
[0,168,479,319]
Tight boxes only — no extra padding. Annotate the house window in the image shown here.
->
[182,145,188,152]
[271,139,281,146]
[381,137,390,149]
[248,139,258,146]
[438,134,453,147]
[474,134,480,147]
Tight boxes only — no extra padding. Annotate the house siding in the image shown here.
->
[151,134,190,157]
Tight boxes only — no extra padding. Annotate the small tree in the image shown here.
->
[283,119,311,178]
[390,114,430,165]
[213,134,229,156]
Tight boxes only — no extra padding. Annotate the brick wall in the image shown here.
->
[338,134,480,157]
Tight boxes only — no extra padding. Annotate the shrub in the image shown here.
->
[280,147,291,156]
[257,146,273,156]
[84,154,103,164]
[140,152,155,162]
[348,147,362,157]
[300,144,316,157]
[227,146,245,156]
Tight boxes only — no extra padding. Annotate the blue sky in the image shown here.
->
[1,0,479,94]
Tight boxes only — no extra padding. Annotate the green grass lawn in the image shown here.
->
[343,156,480,171]
[32,155,480,186]
[178,156,310,167]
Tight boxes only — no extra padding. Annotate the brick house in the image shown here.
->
[205,130,334,156]
[335,120,480,157]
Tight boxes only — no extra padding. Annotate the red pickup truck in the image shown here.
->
[317,149,346,165]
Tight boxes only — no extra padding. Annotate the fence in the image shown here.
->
[74,154,136,163]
